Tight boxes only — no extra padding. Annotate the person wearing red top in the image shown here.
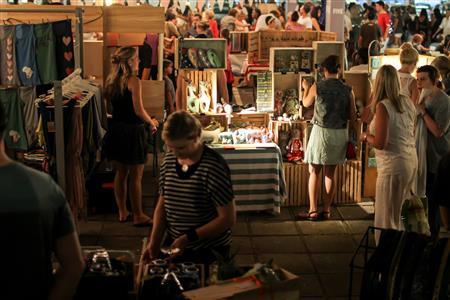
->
[206,10,219,38]
[375,0,390,41]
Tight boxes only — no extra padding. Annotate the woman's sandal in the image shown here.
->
[119,212,132,223]
[296,210,319,221]
[320,211,331,220]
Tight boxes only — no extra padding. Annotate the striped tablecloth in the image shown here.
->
[212,144,287,213]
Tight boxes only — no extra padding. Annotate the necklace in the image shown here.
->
[181,164,189,172]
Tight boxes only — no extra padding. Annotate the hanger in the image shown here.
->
[5,18,23,24]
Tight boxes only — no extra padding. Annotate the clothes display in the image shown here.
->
[0,20,70,86]
[34,23,58,84]
[15,24,41,86]
[18,86,38,147]
[35,74,104,217]
[0,88,28,151]
[52,20,75,79]
[0,25,20,86]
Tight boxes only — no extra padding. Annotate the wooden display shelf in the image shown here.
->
[179,70,218,113]
[247,30,337,64]
[283,160,362,206]
[230,31,249,54]
[195,112,270,129]
[269,47,315,74]
[175,38,227,70]
[312,41,346,78]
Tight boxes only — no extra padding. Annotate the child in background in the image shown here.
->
[398,47,420,104]
[163,59,176,115]
[412,33,430,55]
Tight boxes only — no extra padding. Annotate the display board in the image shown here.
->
[175,38,227,70]
[256,71,273,112]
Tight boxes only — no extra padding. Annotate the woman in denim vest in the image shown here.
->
[297,55,357,221]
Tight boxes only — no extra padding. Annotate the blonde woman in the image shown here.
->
[103,46,158,226]
[360,65,417,243]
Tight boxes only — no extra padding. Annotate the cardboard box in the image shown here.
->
[183,268,300,300]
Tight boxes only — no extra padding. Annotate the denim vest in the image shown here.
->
[312,79,351,129]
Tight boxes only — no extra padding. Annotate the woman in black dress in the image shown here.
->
[104,46,158,226]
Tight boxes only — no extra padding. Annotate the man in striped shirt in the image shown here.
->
[143,111,236,265]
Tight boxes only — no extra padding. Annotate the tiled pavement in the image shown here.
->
[79,168,379,299]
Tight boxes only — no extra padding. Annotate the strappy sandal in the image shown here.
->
[296,210,319,221]
[320,211,331,220]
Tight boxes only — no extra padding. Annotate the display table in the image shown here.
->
[211,143,286,213]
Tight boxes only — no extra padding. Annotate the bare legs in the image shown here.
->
[306,164,337,218]
[440,206,450,232]
[307,164,322,217]
[323,165,337,213]
[114,162,151,224]
[114,163,130,221]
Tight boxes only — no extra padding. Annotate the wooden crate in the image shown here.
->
[283,160,363,206]
[175,38,227,70]
[83,40,103,80]
[230,112,270,128]
[269,47,315,74]
[247,30,337,64]
[193,112,269,130]
[313,41,346,78]
[179,70,218,113]
[230,31,249,53]
[270,120,311,150]
[318,31,337,41]
[142,80,165,121]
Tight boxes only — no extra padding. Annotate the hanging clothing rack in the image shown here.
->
[0,6,84,193]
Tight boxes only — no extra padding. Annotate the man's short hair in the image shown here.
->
[357,48,369,64]
[229,8,238,17]
[376,1,385,8]
[302,3,312,14]
[165,11,176,21]
[368,10,376,20]
[399,47,419,65]
[417,65,440,84]
[193,13,202,19]
[0,104,6,140]
[163,59,173,70]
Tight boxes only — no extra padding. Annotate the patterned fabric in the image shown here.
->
[0,89,28,151]
[15,24,41,86]
[0,25,20,86]
[52,20,75,79]
[213,145,286,213]
[159,146,234,250]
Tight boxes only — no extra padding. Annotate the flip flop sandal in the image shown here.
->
[198,48,212,68]
[133,218,153,227]
[207,49,221,68]
[188,48,198,68]
[119,212,132,223]
[296,210,319,221]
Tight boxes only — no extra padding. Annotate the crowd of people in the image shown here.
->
[2,1,450,298]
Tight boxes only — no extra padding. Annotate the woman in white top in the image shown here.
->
[298,4,313,29]
[361,65,417,244]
